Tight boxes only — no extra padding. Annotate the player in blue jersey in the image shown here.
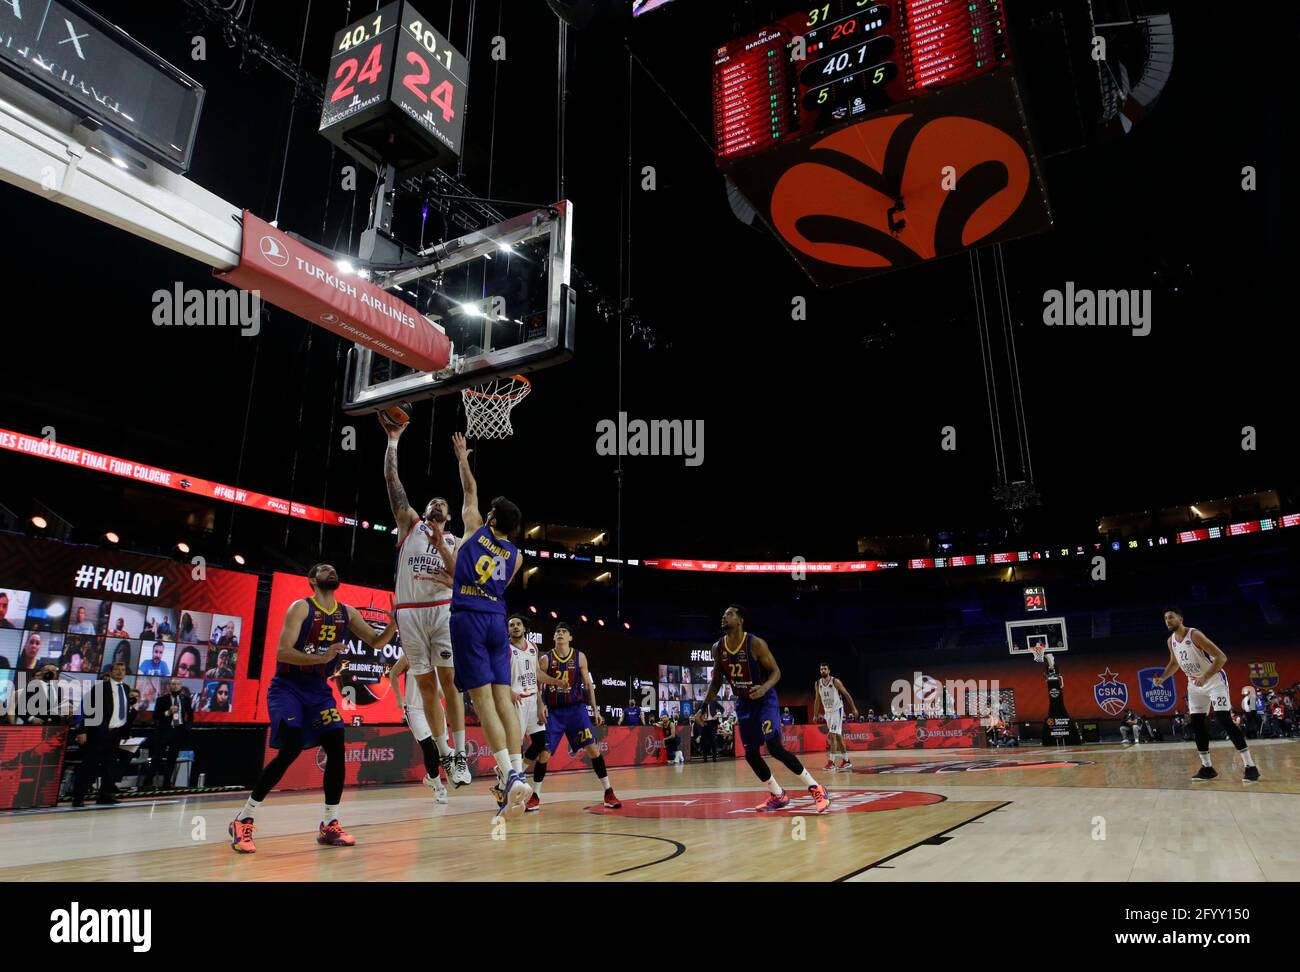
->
[230,564,396,853]
[701,605,830,812]
[446,432,533,819]
[527,622,623,812]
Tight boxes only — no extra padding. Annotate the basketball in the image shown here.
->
[382,401,414,427]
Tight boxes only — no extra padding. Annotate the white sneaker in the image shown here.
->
[423,774,449,805]
[451,752,472,788]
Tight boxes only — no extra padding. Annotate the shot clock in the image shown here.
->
[319,1,467,178]
[1023,587,1047,613]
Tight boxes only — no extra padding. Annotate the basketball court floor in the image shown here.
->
[4,739,1297,882]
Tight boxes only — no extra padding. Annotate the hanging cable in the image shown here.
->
[969,251,1003,481]
[456,0,478,181]
[615,48,633,620]
[991,244,1025,480]
[556,19,569,200]
[996,242,1034,482]
[272,0,313,226]
[486,0,503,197]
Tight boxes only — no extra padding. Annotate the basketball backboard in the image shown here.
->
[1006,617,1068,655]
[342,200,575,413]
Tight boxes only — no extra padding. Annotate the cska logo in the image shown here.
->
[769,113,1032,270]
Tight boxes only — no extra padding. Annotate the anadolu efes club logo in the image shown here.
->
[1094,668,1130,716]
[1137,666,1177,713]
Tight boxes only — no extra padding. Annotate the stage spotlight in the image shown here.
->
[30,516,47,529]
[337,259,355,275]
[233,554,247,566]
[597,618,605,627]
[529,605,538,613]
[623,622,630,630]
[549,610,558,619]
[104,531,120,544]
[177,542,191,554]
[580,614,589,622]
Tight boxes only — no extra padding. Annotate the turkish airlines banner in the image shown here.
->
[215,210,451,372]
[270,723,668,791]
[734,719,984,756]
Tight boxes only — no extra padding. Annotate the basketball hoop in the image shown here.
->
[1029,644,1046,664]
[462,375,531,440]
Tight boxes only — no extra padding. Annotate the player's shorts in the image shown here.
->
[397,601,453,676]
[1187,671,1231,715]
[546,702,596,754]
[403,667,434,742]
[267,676,343,750]
[825,707,844,735]
[735,693,782,752]
[517,694,545,737]
[450,610,510,691]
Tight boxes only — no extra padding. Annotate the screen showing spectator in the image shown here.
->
[0,589,31,630]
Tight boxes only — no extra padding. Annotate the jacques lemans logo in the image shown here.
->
[49,902,151,952]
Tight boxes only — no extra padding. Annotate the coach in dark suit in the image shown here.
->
[71,662,133,807]
[149,678,194,788]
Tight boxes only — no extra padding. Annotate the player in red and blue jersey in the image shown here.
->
[528,622,623,812]
[701,605,830,812]
[447,432,533,820]
[229,564,396,853]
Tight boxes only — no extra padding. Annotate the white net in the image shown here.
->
[462,375,531,440]
[1029,644,1046,663]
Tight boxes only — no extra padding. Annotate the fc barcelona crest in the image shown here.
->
[1249,662,1279,690]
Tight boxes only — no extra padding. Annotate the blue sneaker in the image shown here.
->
[495,770,533,821]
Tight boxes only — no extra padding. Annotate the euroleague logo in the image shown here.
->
[769,114,1031,270]
[589,789,945,819]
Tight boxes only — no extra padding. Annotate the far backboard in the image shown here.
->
[1006,617,1068,655]
[343,200,575,413]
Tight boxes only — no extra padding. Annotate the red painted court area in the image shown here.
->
[587,789,946,818]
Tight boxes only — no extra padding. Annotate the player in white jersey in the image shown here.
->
[387,653,449,804]
[380,413,471,787]
[507,614,566,812]
[812,663,858,771]
[1153,607,1259,783]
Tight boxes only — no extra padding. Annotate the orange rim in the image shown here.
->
[463,375,531,401]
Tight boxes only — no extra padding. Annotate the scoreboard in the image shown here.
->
[713,0,1010,164]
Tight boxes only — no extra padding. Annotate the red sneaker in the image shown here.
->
[229,817,256,854]
[754,790,791,811]
[809,784,831,813]
[525,793,541,813]
[317,819,356,846]
[603,788,622,809]
[823,759,835,770]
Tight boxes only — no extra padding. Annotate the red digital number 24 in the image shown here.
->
[401,51,456,122]
[331,44,385,102]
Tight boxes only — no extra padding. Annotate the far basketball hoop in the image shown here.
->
[1007,617,1069,657]
[463,375,531,440]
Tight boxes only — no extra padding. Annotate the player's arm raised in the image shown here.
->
[748,636,781,700]
[379,414,420,538]
[453,433,483,534]
[835,678,859,716]
[276,600,343,666]
[1189,630,1228,687]
[579,651,603,726]
[346,606,397,650]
